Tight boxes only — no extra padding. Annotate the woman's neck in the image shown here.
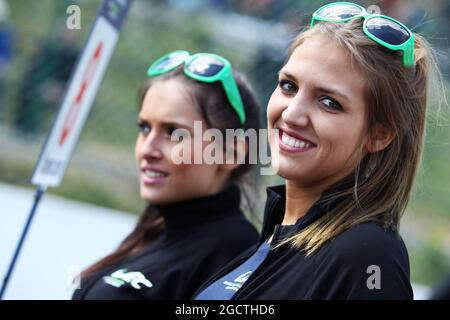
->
[282,180,326,225]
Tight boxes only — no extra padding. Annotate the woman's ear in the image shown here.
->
[219,136,248,172]
[365,124,395,153]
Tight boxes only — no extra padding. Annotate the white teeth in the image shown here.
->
[281,132,291,145]
[144,170,166,178]
[281,132,313,148]
[288,137,294,146]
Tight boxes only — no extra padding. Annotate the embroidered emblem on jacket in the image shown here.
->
[103,269,153,290]
[223,271,253,291]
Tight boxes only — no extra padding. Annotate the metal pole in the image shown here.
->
[0,185,47,299]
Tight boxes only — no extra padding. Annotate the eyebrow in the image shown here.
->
[279,70,351,102]
[137,117,194,131]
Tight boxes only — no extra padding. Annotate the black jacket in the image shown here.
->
[72,185,259,300]
[194,184,413,300]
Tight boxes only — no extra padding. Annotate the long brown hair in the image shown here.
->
[81,65,261,278]
[276,18,444,255]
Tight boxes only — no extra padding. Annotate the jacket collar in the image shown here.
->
[155,184,241,235]
[260,177,354,243]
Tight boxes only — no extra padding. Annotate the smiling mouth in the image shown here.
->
[278,129,317,152]
[144,169,169,178]
[141,169,169,185]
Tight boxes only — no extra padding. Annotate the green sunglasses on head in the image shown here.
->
[147,50,246,124]
[310,1,415,67]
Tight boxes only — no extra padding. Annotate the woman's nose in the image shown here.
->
[281,94,310,128]
[140,132,163,160]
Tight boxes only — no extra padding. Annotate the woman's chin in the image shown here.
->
[280,170,323,188]
[140,189,168,204]
[275,161,309,181]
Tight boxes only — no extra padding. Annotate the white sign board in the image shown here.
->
[32,0,132,188]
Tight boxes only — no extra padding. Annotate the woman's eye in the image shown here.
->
[137,121,151,135]
[166,126,177,137]
[319,97,343,111]
[278,80,297,94]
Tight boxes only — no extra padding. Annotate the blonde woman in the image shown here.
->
[195,2,439,300]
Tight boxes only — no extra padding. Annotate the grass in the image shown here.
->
[0,125,144,214]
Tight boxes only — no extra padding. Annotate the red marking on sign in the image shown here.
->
[75,83,87,104]
[59,42,104,146]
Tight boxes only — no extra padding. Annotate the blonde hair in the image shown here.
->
[277,19,443,255]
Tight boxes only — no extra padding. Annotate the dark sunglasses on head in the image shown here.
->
[311,1,415,67]
[147,50,246,124]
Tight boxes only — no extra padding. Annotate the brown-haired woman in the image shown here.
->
[194,2,441,300]
[72,51,261,299]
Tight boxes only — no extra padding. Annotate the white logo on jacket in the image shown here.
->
[223,271,253,291]
[103,269,153,290]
